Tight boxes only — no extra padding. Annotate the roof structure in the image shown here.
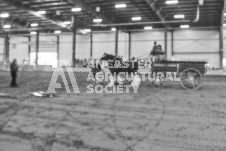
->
[0,0,224,34]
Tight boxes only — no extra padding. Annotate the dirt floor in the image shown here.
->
[0,70,226,151]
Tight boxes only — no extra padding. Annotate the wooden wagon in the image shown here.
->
[149,60,207,90]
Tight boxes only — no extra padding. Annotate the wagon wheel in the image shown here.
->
[149,72,166,89]
[180,68,203,90]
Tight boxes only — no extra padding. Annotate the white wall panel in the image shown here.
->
[173,54,219,68]
[59,35,72,63]
[173,29,219,68]
[118,32,128,60]
[76,35,90,60]
[223,28,226,67]
[0,38,3,63]
[93,33,115,59]
[9,37,28,65]
[174,40,218,53]
[131,31,165,58]
[38,36,57,53]
[59,35,90,61]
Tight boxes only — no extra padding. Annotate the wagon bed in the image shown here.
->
[150,60,207,90]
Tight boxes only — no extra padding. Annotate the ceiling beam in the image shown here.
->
[9,19,27,28]
[0,17,26,28]
[221,0,226,25]
[1,0,68,29]
[145,0,168,28]
[130,0,153,21]
[69,0,113,23]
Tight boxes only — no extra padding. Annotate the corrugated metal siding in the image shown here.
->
[173,29,219,68]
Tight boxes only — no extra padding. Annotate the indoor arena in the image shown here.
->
[0,0,226,151]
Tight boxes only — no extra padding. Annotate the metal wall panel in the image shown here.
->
[0,38,3,63]
[76,35,90,60]
[131,31,165,59]
[173,29,219,68]
[92,33,115,59]
[9,37,28,64]
[223,29,226,67]
[59,35,72,64]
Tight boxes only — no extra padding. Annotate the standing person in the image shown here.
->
[10,59,19,87]
[150,41,158,56]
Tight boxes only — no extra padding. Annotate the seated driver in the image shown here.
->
[150,41,165,62]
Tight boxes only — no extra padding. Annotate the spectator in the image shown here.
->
[10,59,19,87]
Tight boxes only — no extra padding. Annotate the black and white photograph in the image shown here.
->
[0,0,226,151]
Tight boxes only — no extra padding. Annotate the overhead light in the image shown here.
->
[3,24,11,29]
[144,26,153,30]
[71,8,82,12]
[30,23,38,27]
[0,13,9,18]
[199,0,204,5]
[54,30,61,34]
[224,13,226,16]
[56,10,61,15]
[180,25,190,28]
[93,19,102,23]
[223,24,226,27]
[115,4,127,8]
[63,21,71,25]
[84,29,91,32]
[174,14,185,19]
[165,0,178,4]
[37,11,46,15]
[30,31,37,35]
[132,17,142,21]
[96,6,101,12]
[111,27,116,31]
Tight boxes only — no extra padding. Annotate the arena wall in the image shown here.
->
[1,28,222,68]
[173,29,220,68]
[9,37,28,64]
[223,29,226,67]
[131,30,172,60]
[58,31,129,62]
[0,38,3,64]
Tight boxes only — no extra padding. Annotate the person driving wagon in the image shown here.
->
[149,41,166,62]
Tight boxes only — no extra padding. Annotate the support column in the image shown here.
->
[35,31,39,65]
[219,27,224,67]
[72,27,76,67]
[164,28,168,59]
[128,31,132,60]
[90,34,93,58]
[115,29,119,56]
[4,32,9,65]
[56,36,60,64]
[28,36,31,65]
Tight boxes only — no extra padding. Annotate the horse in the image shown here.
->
[100,53,141,87]
[88,58,102,79]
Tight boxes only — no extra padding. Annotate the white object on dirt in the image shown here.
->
[31,92,43,97]
[30,91,56,98]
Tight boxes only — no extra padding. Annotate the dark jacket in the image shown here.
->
[10,62,19,73]
[150,45,165,56]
